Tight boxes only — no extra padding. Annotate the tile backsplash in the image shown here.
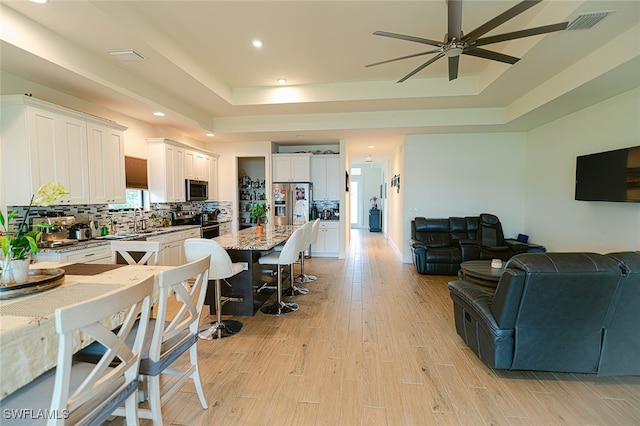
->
[6,201,233,234]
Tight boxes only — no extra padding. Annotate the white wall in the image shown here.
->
[402,133,527,263]
[524,88,640,252]
[386,143,405,258]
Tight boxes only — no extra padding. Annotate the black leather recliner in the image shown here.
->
[410,213,528,275]
[448,251,640,375]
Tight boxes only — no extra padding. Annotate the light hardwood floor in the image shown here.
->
[133,229,640,426]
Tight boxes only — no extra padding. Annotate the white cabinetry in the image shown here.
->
[147,138,219,202]
[185,150,209,181]
[36,245,111,264]
[311,155,340,200]
[87,123,126,204]
[272,153,311,182]
[147,139,186,203]
[219,221,232,235]
[311,221,339,257]
[0,95,126,206]
[146,228,200,266]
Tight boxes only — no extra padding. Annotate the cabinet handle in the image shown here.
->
[84,253,95,257]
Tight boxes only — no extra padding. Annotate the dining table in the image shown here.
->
[0,261,172,399]
[209,224,297,316]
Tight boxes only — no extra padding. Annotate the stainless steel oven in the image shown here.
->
[200,210,220,239]
[200,223,219,239]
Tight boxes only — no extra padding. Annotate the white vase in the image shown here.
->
[1,257,30,285]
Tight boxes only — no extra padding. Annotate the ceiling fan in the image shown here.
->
[366,0,569,82]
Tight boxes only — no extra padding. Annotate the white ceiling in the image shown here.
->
[1,0,639,163]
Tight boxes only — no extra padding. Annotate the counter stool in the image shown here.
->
[185,238,244,340]
[258,227,303,315]
[295,219,320,284]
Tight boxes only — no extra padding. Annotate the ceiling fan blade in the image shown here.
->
[463,47,520,64]
[447,0,463,40]
[365,49,442,68]
[397,52,445,82]
[448,56,460,81]
[373,30,443,47]
[474,22,568,46]
[463,0,542,43]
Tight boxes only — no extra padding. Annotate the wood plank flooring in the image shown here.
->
[128,229,640,425]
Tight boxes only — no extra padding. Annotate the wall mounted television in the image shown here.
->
[575,146,640,202]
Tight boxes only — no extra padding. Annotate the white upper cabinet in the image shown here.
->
[311,154,340,200]
[272,153,311,182]
[147,139,186,203]
[87,123,126,204]
[1,95,126,206]
[185,150,209,181]
[147,139,219,202]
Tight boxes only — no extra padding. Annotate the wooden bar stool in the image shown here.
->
[185,238,244,340]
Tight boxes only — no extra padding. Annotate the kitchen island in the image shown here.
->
[210,224,296,316]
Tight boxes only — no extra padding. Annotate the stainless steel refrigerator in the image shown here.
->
[272,182,312,226]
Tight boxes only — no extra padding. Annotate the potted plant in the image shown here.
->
[1,182,67,285]
[248,200,269,235]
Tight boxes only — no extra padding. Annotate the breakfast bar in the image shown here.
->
[209,225,296,316]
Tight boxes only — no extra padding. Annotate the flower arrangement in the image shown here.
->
[370,195,378,209]
[1,183,68,284]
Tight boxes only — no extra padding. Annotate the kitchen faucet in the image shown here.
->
[133,207,143,232]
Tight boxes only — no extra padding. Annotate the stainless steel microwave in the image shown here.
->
[185,179,208,201]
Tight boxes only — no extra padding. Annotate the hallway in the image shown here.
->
[136,229,640,425]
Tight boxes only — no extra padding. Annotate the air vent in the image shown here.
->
[567,11,614,30]
[108,49,146,61]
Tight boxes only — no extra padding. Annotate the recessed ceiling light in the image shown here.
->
[30,0,48,3]
[206,133,215,137]
[252,40,263,48]
[153,111,165,117]
[367,145,375,149]
[277,78,287,84]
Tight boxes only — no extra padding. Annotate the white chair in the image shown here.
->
[258,227,304,315]
[111,240,161,265]
[0,276,154,425]
[294,219,319,284]
[76,255,211,426]
[137,255,211,425]
[185,238,244,340]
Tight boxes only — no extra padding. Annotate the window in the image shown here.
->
[109,190,146,210]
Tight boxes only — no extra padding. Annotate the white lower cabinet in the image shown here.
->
[147,228,200,266]
[36,245,112,264]
[219,221,232,236]
[311,221,339,257]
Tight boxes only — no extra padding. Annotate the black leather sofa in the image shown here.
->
[448,251,640,375]
[410,213,528,275]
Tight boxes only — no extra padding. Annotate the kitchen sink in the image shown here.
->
[94,234,140,240]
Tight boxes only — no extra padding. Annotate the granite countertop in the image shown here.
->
[38,225,200,253]
[214,225,297,251]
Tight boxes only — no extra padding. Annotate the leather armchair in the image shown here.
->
[474,213,528,260]
[448,252,640,375]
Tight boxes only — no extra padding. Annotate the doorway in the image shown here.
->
[237,157,266,229]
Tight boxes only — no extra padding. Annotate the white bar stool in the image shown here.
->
[258,227,304,315]
[295,218,320,284]
[185,238,244,340]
